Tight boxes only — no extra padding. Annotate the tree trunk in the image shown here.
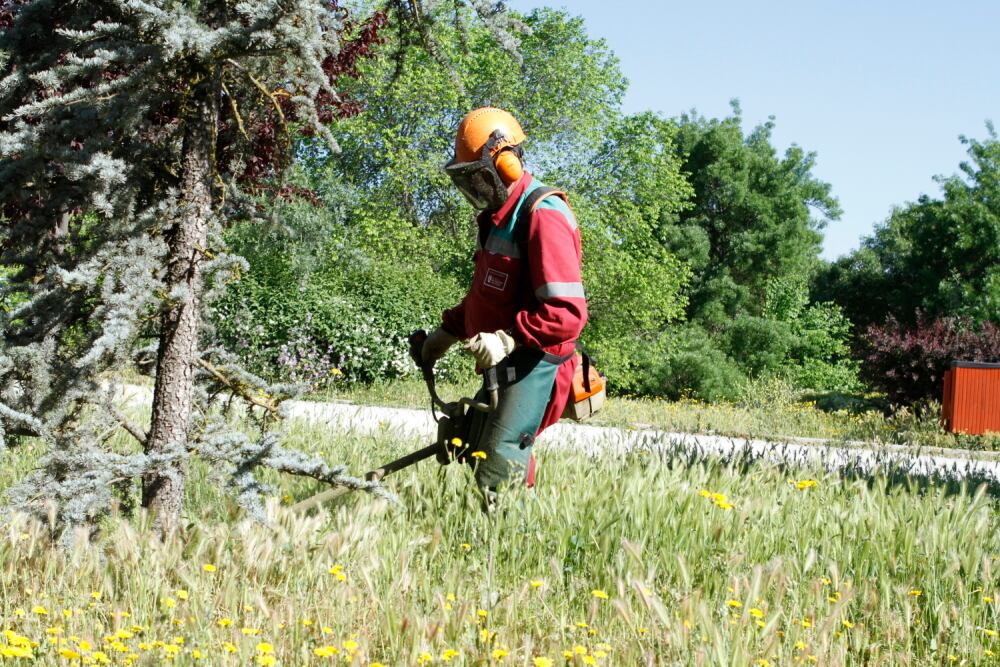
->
[142,68,219,532]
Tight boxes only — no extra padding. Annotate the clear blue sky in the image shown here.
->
[505,0,1000,260]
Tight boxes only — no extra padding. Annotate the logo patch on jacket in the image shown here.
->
[484,269,509,291]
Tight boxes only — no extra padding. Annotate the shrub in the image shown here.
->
[215,232,464,386]
[633,325,745,402]
[722,316,794,377]
[863,314,1000,405]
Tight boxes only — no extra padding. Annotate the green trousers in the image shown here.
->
[464,348,563,490]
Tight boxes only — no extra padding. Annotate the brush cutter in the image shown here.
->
[290,330,498,513]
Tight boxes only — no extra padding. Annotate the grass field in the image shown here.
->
[2,420,1000,665]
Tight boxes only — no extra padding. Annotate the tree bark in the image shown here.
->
[142,68,219,533]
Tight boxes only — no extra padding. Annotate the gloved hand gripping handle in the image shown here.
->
[409,329,498,413]
[289,332,499,514]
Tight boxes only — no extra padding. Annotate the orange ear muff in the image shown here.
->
[494,148,523,184]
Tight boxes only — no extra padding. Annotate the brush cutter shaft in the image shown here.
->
[289,442,441,513]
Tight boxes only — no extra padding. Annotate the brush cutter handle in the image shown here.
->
[408,329,498,413]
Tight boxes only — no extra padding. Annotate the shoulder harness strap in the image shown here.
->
[514,186,567,252]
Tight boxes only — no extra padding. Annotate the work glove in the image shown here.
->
[421,327,459,365]
[464,330,516,370]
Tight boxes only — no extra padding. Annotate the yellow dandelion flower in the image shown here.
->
[532,658,553,667]
[218,618,233,627]
[450,437,463,447]
[756,659,771,667]
[726,599,742,608]
[256,642,274,654]
[460,543,472,552]
[749,608,764,618]
[257,656,276,666]
[321,626,333,635]
[79,640,93,652]
[583,657,597,666]
[591,589,609,600]
[416,652,433,664]
[202,564,217,573]
[60,648,82,659]
[161,597,177,609]
[470,451,487,460]
[343,640,359,653]
[984,629,998,637]
[985,596,995,604]
[441,648,460,661]
[2,645,33,659]
[32,605,48,615]
[574,645,587,655]
[313,646,339,657]
[908,589,922,597]
[794,641,807,651]
[176,590,188,601]
[492,648,509,659]
[192,649,203,660]
[842,619,855,629]
[90,591,102,600]
[530,580,544,589]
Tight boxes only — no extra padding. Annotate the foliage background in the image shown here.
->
[220,3,868,403]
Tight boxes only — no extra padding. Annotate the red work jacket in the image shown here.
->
[441,173,588,432]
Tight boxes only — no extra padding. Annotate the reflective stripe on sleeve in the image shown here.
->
[535,282,585,300]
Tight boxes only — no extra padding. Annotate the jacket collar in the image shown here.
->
[489,172,533,227]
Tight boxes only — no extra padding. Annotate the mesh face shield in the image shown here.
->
[443,131,515,211]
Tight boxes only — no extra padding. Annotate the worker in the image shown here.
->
[420,107,587,499]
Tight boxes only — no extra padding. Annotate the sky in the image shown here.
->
[504,0,1000,260]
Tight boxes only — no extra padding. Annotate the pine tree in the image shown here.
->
[0,0,406,536]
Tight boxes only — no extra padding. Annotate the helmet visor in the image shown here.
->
[443,156,508,211]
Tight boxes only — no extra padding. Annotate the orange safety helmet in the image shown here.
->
[453,107,527,183]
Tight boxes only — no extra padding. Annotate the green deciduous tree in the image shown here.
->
[817,125,1000,331]
[672,103,841,329]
